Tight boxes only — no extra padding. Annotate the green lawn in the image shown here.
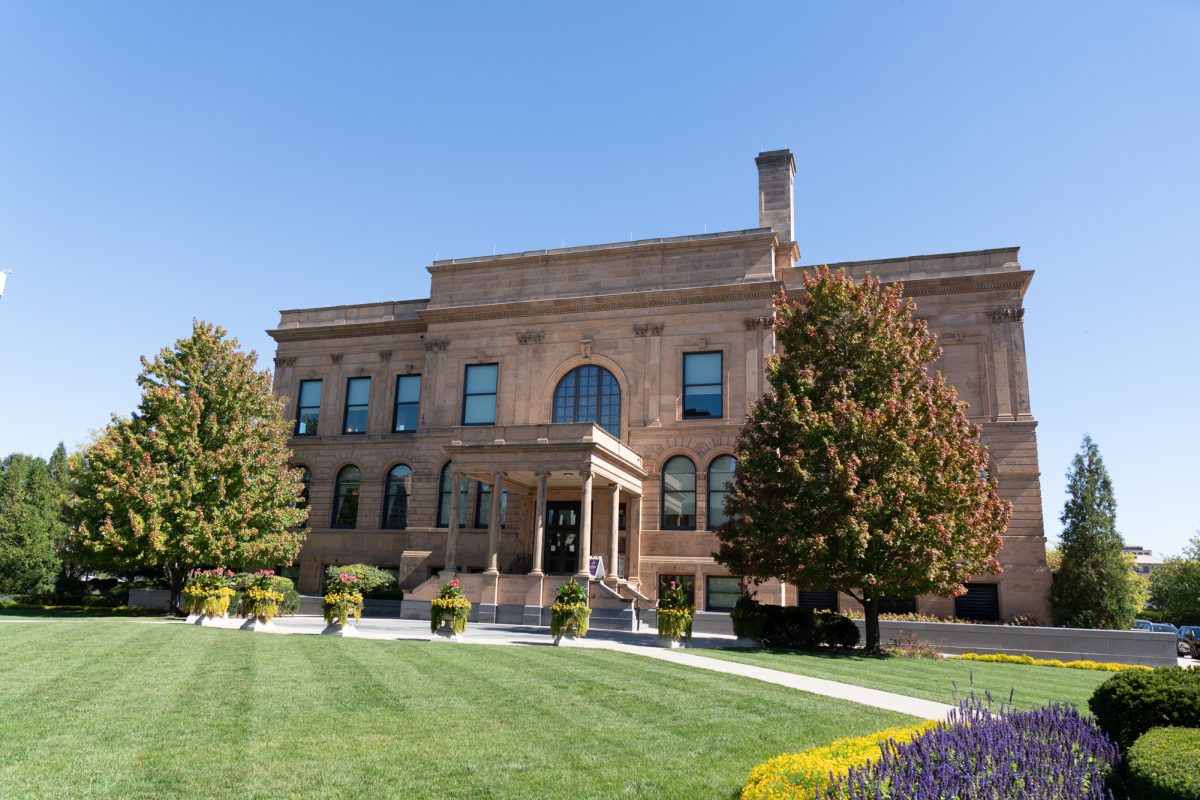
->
[700,647,1112,712]
[0,618,916,800]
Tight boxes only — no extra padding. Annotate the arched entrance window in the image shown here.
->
[553,365,621,436]
[706,455,736,529]
[331,465,360,529]
[661,456,696,530]
[381,464,412,529]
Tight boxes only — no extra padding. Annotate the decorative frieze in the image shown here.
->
[423,338,450,351]
[743,316,773,330]
[633,323,664,337]
[516,331,545,345]
[990,307,1026,323]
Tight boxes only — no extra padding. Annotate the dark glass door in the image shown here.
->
[544,501,581,575]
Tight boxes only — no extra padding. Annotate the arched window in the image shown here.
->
[661,456,696,530]
[706,455,736,529]
[437,463,469,528]
[296,466,312,510]
[331,465,360,529]
[382,464,412,530]
[553,365,621,436]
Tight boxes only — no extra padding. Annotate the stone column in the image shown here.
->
[530,470,548,576]
[575,469,593,579]
[484,471,505,575]
[608,484,620,582]
[443,471,464,572]
[629,494,642,584]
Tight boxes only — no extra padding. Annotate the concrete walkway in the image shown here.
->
[164,614,958,720]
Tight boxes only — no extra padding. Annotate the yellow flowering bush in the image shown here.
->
[957,652,1152,672]
[323,590,363,625]
[657,579,693,642]
[740,722,938,800]
[549,580,590,637]
[182,568,236,616]
[430,579,471,634]
[240,569,285,622]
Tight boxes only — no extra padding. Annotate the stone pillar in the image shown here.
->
[629,494,642,585]
[443,471,464,572]
[608,484,620,582]
[530,470,548,576]
[484,471,505,575]
[575,469,593,579]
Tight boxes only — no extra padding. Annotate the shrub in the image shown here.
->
[741,722,936,800]
[1126,727,1200,800]
[815,612,860,649]
[1088,667,1200,750]
[886,630,942,659]
[323,564,394,594]
[959,652,1150,672]
[761,605,818,649]
[822,700,1119,799]
[271,576,300,615]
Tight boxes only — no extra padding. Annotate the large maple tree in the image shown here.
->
[716,267,1010,649]
[70,320,308,611]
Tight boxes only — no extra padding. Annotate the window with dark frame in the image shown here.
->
[658,574,695,606]
[381,464,412,530]
[462,364,498,425]
[393,374,421,432]
[436,464,469,528]
[474,482,508,529]
[342,377,371,434]
[706,576,741,611]
[661,455,696,530]
[682,351,723,419]
[552,365,621,435]
[706,454,736,529]
[295,379,322,436]
[331,465,360,529]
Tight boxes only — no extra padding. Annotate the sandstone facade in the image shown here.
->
[268,149,1052,625]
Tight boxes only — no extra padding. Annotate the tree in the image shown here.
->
[1050,435,1139,629]
[1148,533,1200,626]
[69,321,308,611]
[716,267,1010,650]
[0,444,69,595]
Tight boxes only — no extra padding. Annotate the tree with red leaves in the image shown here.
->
[716,267,1010,650]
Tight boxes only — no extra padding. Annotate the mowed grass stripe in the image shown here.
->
[0,619,916,800]
[698,648,1112,712]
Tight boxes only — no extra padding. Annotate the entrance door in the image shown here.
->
[544,501,581,575]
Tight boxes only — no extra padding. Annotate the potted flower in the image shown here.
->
[322,571,364,636]
[729,581,765,645]
[182,568,236,625]
[656,580,694,648]
[240,570,285,631]
[430,578,471,640]
[549,579,590,645]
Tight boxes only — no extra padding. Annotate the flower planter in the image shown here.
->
[431,615,463,642]
[430,579,471,641]
[240,616,276,632]
[656,583,694,648]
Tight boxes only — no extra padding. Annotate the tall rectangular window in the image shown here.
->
[462,363,498,425]
[393,374,421,432]
[294,380,322,436]
[475,483,508,528]
[343,377,371,434]
[706,576,742,612]
[683,352,723,419]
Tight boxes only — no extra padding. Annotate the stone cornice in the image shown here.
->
[267,319,427,343]
[900,271,1034,298]
[418,281,784,325]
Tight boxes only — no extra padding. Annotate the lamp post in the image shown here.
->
[0,270,10,300]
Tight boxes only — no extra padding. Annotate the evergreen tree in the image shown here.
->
[717,267,1010,650]
[69,321,309,611]
[0,444,70,595]
[1050,435,1139,629]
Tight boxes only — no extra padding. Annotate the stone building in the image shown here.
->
[267,149,1051,629]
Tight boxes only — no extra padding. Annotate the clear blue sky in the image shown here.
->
[1,2,1196,557]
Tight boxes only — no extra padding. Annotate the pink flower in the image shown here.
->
[669,580,677,589]
[450,578,460,587]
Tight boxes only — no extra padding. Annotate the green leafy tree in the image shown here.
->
[1149,533,1200,626]
[69,321,308,611]
[1050,435,1139,629]
[717,267,1010,650]
[0,444,70,595]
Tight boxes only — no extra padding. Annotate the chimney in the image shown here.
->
[755,149,796,245]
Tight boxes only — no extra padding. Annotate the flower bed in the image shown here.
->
[740,722,936,800]
[182,568,236,617]
[959,652,1151,672]
[549,579,589,638]
[430,578,471,635]
[819,700,1118,799]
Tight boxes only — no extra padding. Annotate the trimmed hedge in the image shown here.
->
[1127,727,1200,800]
[1088,667,1200,750]
[758,606,860,650]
